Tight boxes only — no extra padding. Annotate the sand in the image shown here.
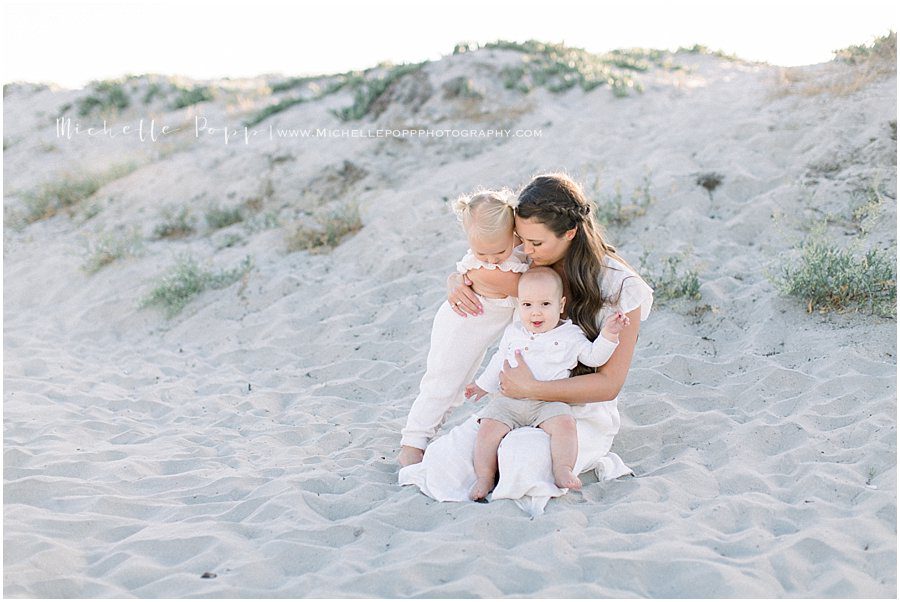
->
[3,44,896,597]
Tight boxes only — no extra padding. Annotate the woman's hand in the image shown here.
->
[499,350,538,399]
[447,272,482,317]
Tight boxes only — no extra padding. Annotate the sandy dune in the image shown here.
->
[4,43,896,596]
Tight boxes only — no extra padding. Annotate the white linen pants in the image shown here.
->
[400,295,516,450]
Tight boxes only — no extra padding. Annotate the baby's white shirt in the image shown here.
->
[475,318,618,394]
[456,247,530,275]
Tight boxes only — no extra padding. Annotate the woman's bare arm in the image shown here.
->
[499,307,641,403]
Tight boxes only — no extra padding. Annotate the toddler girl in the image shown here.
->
[399,189,529,467]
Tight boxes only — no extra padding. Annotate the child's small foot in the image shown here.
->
[469,476,495,501]
[553,467,582,490]
[398,446,424,467]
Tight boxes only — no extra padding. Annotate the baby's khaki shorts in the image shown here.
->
[478,395,572,430]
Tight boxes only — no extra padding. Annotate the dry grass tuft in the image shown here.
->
[773,32,896,98]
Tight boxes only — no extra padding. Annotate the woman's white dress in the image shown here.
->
[399,256,653,515]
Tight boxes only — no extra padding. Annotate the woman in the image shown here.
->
[399,173,653,514]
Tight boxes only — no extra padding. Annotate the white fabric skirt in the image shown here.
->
[399,399,633,516]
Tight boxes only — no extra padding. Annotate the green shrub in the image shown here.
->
[216,232,245,249]
[141,255,253,318]
[143,82,165,104]
[481,39,656,96]
[153,207,195,239]
[453,42,477,55]
[205,204,244,230]
[501,66,530,93]
[779,236,896,317]
[20,163,138,223]
[641,253,702,302]
[594,175,654,228]
[270,76,320,93]
[286,203,362,253]
[77,80,130,116]
[244,96,309,127]
[170,85,214,109]
[243,211,281,234]
[82,227,143,273]
[833,31,896,65]
[676,44,739,61]
[332,63,425,121]
[848,178,887,235]
[244,76,351,127]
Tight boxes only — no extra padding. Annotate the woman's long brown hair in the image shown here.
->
[516,173,638,377]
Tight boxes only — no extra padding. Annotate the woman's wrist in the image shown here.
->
[529,378,556,402]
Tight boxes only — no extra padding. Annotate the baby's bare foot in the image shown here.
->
[553,467,582,490]
[469,476,495,501]
[398,446,424,467]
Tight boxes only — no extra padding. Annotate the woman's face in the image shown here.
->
[514,216,575,266]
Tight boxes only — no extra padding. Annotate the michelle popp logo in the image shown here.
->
[55,116,542,145]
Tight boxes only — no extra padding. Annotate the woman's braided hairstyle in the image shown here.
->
[516,173,633,377]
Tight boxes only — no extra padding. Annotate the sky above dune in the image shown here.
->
[2,0,897,88]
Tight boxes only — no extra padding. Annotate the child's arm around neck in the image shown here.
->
[465,268,522,299]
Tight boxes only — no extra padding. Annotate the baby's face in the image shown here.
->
[467,230,515,265]
[517,277,564,334]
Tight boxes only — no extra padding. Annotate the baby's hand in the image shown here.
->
[465,382,487,401]
[601,311,631,341]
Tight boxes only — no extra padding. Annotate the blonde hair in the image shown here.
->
[451,188,517,239]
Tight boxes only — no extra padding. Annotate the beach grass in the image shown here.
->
[205,204,244,231]
[332,63,426,121]
[676,44,740,61]
[244,78,348,127]
[833,30,896,66]
[140,255,253,318]
[215,232,245,249]
[247,39,682,126]
[848,176,888,235]
[243,211,281,234]
[19,163,138,224]
[142,82,165,104]
[593,174,655,228]
[779,235,896,317]
[153,207,196,239]
[270,75,322,93]
[640,252,703,302]
[476,40,665,96]
[245,96,310,127]
[77,80,130,116]
[82,227,144,274]
[170,84,214,109]
[775,31,896,97]
[285,203,362,253]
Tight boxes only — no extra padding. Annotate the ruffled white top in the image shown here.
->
[455,247,530,275]
[595,255,654,327]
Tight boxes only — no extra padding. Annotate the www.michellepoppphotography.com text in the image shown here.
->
[55,116,542,145]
